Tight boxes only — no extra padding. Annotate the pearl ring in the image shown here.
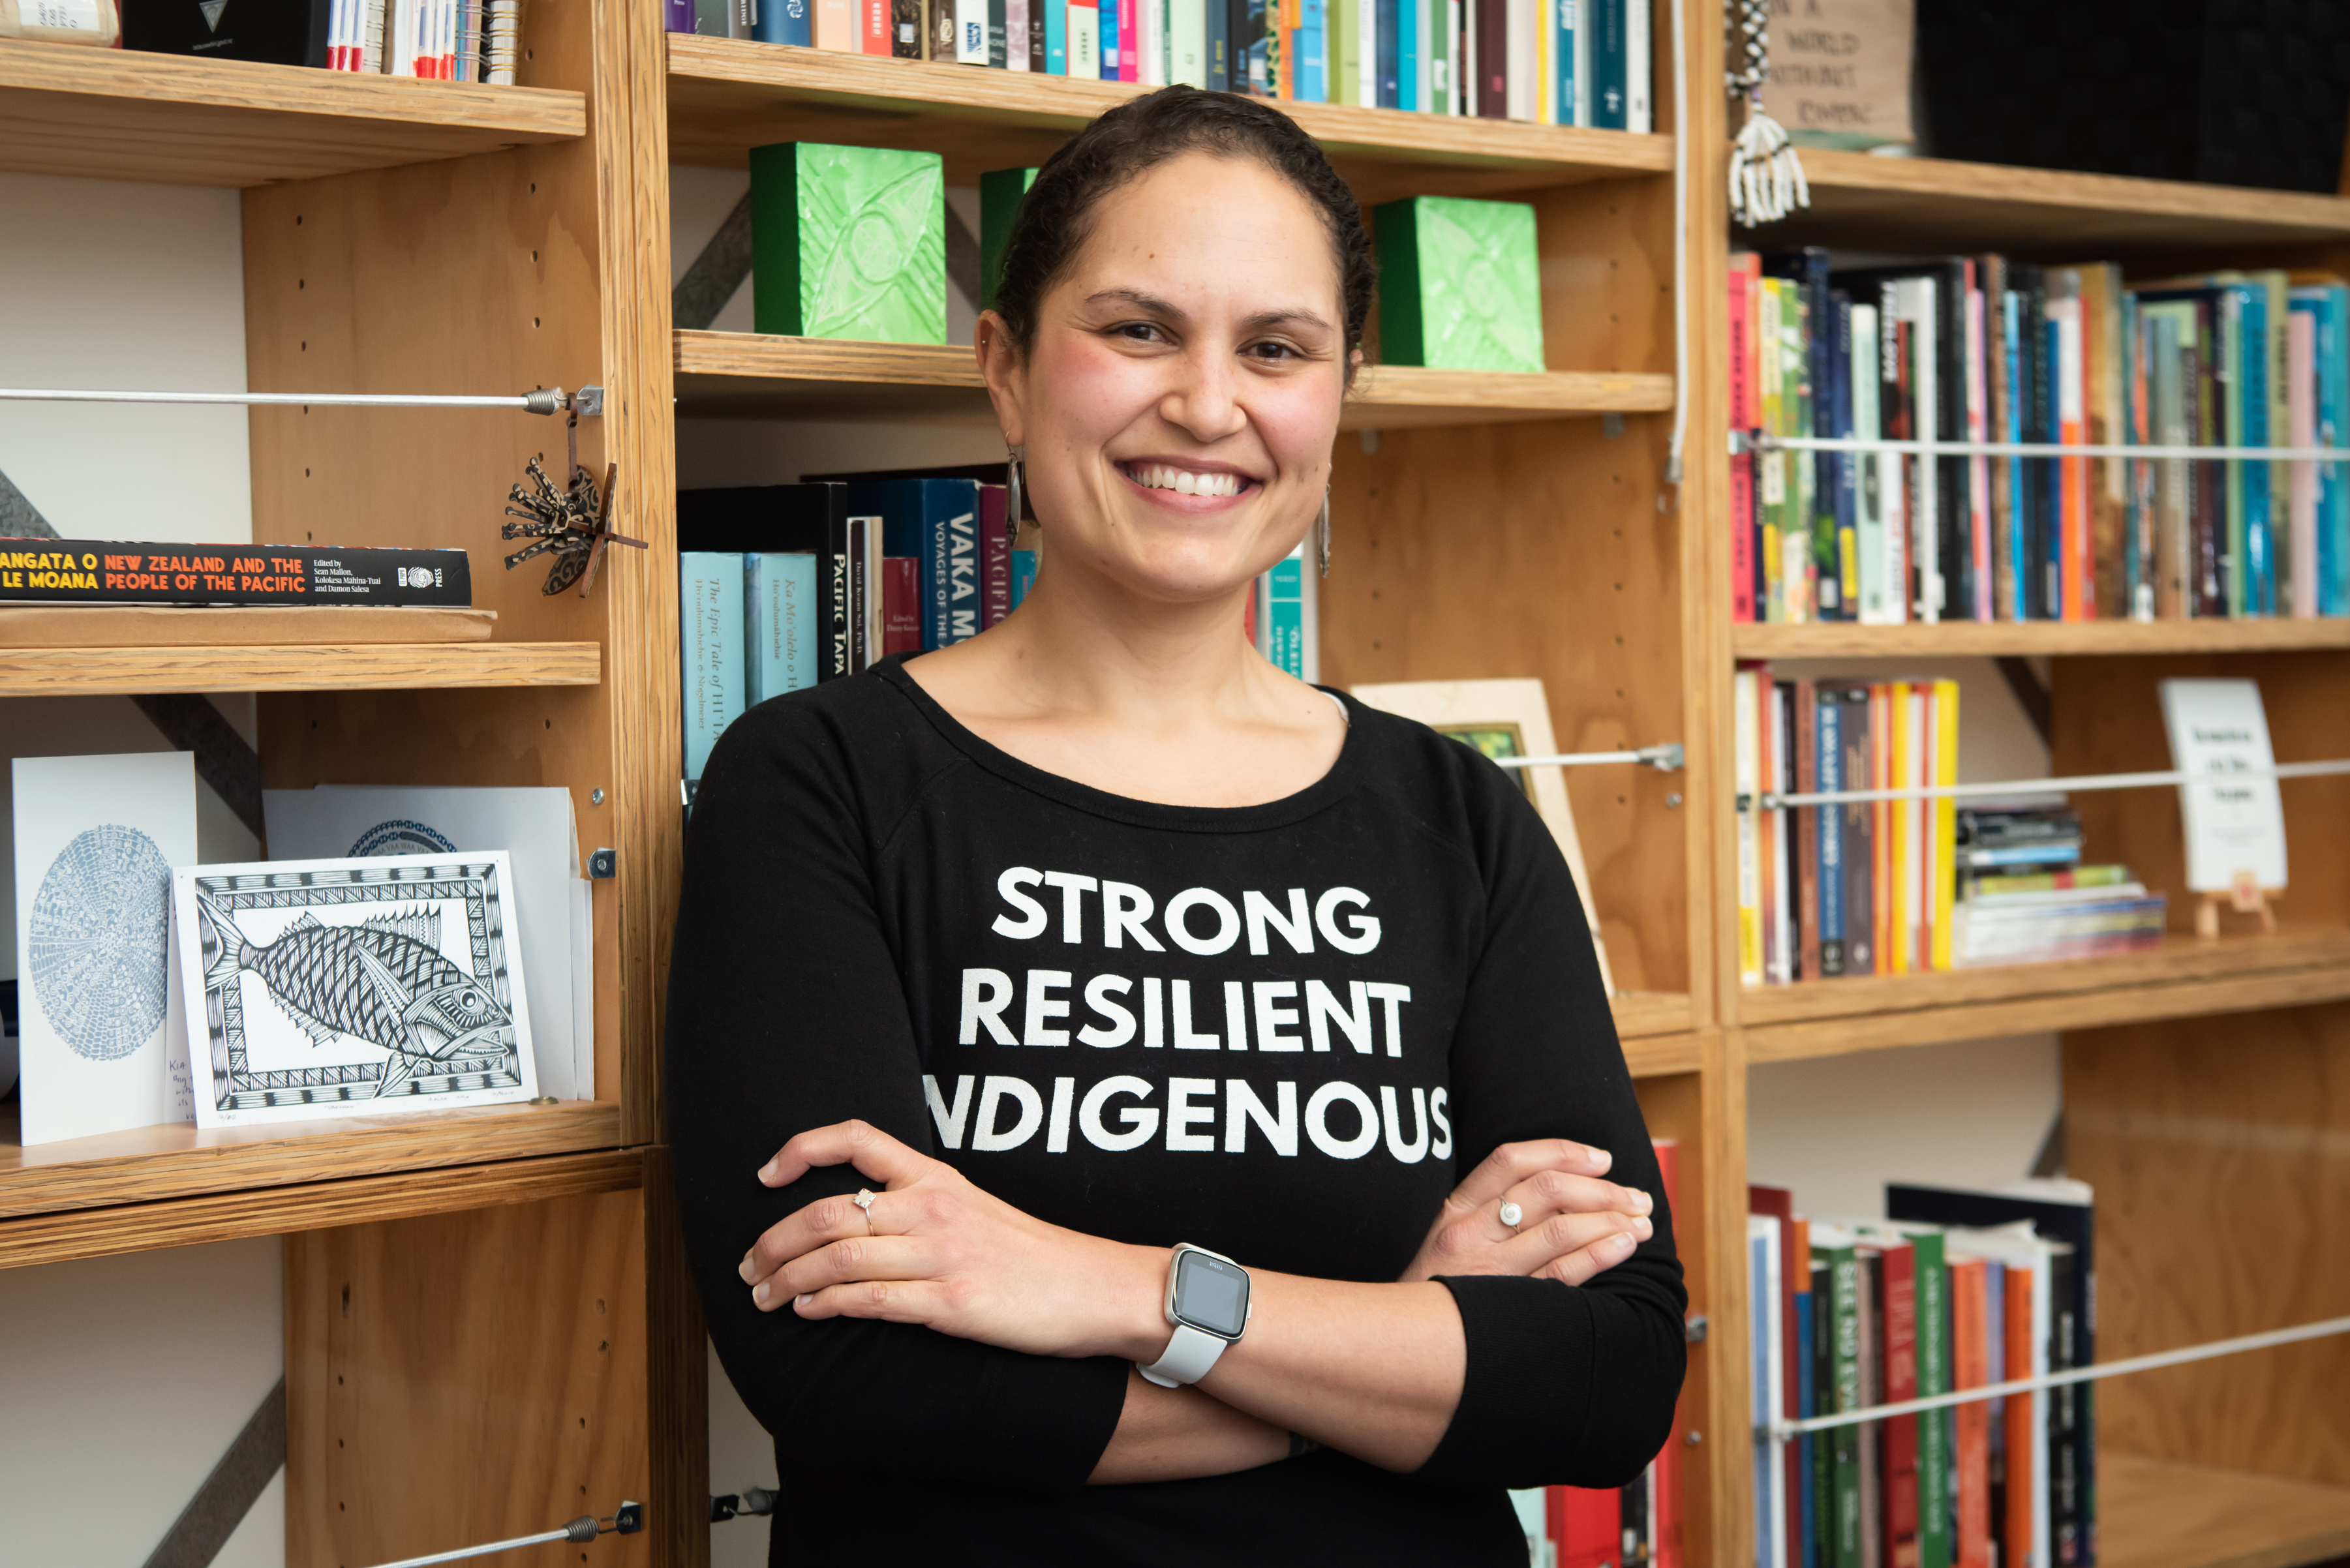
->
[1498,1200,1523,1231]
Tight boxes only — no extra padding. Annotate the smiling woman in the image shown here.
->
[666,86,1686,1567]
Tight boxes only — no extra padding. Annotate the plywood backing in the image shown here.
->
[2066,1003,2350,1487]
[2052,654,2350,932]
[286,1188,654,1568]
[2098,1452,2350,1568]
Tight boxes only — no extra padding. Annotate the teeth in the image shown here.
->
[1133,463,1241,498]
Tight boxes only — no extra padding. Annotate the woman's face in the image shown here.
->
[985,151,1352,606]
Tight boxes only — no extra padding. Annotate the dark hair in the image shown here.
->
[992,86,1375,364]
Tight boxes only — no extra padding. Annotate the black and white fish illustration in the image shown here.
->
[196,895,513,1099]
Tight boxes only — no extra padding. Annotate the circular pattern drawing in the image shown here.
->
[350,817,459,858]
[28,823,172,1063]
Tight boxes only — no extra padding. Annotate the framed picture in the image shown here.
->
[171,852,540,1128]
[1348,677,1617,996]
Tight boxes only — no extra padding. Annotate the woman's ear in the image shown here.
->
[975,308,1029,450]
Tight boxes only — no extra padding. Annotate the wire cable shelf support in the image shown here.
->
[0,385,603,416]
[1739,430,2349,463]
[1737,757,2350,811]
[1498,743,1686,773]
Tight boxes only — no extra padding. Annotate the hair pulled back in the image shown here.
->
[991,86,1375,363]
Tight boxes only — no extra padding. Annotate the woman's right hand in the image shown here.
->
[1397,1139,1655,1288]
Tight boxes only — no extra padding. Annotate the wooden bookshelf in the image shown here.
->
[667,35,1670,201]
[1733,619,2350,659]
[0,38,585,187]
[1753,146,2350,256]
[0,641,602,696]
[674,329,1676,427]
[0,1100,622,1222]
[2101,1452,2350,1568]
[1736,927,2350,1061]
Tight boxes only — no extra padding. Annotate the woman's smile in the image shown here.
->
[1118,458,1258,507]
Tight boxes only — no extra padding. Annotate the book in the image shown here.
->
[125,0,329,61]
[746,550,819,703]
[750,142,947,344]
[678,483,857,682]
[1373,196,1545,372]
[680,551,748,783]
[0,540,469,607]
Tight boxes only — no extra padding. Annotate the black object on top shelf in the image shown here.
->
[1915,0,2350,195]
[120,0,330,67]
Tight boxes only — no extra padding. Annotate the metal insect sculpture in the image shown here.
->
[501,406,646,597]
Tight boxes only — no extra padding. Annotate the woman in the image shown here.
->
[668,85,1685,1564]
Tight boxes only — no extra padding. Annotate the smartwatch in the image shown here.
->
[1138,1243,1251,1387]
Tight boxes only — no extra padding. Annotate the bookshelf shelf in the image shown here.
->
[1752,147,2350,256]
[2101,1451,2350,1568]
[1732,620,2350,659]
[0,1100,622,1226]
[674,329,1672,427]
[665,35,1671,202]
[1736,927,2350,1062]
[0,640,602,697]
[0,38,586,188]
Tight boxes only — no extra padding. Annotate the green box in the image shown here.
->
[750,142,945,344]
[1373,195,1545,372]
[979,166,1038,311]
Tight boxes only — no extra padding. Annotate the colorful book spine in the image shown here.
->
[1011,545,1039,610]
[746,550,818,704]
[680,551,747,781]
[0,541,470,607]
[1816,687,1846,976]
[1730,253,1760,624]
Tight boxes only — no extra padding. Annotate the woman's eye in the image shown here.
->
[1112,321,1167,344]
[1246,340,1302,361]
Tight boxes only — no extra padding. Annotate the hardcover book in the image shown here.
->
[750,142,947,344]
[1373,194,1546,372]
[0,540,470,607]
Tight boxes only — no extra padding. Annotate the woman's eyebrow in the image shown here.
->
[1084,287,1185,319]
[1239,307,1334,333]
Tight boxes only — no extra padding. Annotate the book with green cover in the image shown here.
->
[1913,1229,1952,1568]
[979,166,1038,311]
[1372,195,1545,372]
[750,142,945,344]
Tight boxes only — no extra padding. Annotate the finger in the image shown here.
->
[1536,1226,1647,1288]
[739,1189,887,1285]
[1446,1138,1615,1215]
[791,1276,960,1326]
[1486,1170,1656,1240]
[758,1119,931,1190]
[1497,1209,1651,1276]
[752,1236,937,1309]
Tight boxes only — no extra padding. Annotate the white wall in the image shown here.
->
[0,1238,286,1567]
[707,1338,781,1568]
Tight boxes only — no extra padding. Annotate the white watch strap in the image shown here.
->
[1137,1322,1229,1388]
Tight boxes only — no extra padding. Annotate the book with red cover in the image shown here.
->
[882,557,921,654]
[2002,1265,2036,1568]
[1880,1237,1921,1568]
[1949,1256,1992,1568]
[1731,253,1762,624]
[981,487,1012,629]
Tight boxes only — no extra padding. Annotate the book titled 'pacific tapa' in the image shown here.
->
[0,540,472,607]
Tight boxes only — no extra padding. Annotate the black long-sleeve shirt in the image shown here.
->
[667,659,1686,1565]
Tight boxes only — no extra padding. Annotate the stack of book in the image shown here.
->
[1952,803,2165,967]
[1728,250,2350,625]
[665,0,1653,127]
[1734,669,1959,986]
[1749,1180,2097,1568]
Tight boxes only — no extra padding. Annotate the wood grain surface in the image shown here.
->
[0,605,495,648]
[0,640,599,695]
[287,1187,652,1568]
[673,329,1675,426]
[665,33,1669,200]
[0,1148,644,1271]
[1613,990,1696,1040]
[1760,146,2350,257]
[2098,1453,2350,1568]
[0,36,583,187]
[0,1100,622,1220]
[2069,1006,2350,1488]
[1733,618,2350,659]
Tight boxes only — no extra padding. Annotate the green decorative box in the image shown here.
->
[1373,196,1546,373]
[979,166,1037,311]
[750,142,945,344]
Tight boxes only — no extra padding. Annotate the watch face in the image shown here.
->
[1171,1250,1249,1339]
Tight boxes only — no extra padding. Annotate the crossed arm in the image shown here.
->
[733,1119,1657,1483]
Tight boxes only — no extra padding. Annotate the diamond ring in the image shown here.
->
[853,1188,877,1234]
[1499,1200,1523,1231]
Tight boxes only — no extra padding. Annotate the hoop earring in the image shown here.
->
[1005,446,1026,540]
[1316,490,1332,578]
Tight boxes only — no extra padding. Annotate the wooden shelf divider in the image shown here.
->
[0,37,585,187]
[666,34,1669,200]
[675,329,1672,427]
[1733,618,2350,659]
[1737,928,2350,1061]
[0,640,601,696]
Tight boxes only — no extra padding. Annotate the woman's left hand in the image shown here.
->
[738,1119,1163,1361]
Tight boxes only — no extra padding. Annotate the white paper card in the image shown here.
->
[262,786,588,1100]
[12,753,198,1146]
[172,852,540,1128]
[2160,678,2289,893]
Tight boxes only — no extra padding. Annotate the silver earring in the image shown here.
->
[1316,490,1332,578]
[1005,446,1025,540]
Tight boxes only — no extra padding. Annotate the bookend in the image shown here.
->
[2196,873,2281,939]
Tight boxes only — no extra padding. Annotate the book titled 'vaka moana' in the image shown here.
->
[0,541,471,607]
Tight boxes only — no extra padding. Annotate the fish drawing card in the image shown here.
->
[172,853,540,1127]
[12,752,198,1145]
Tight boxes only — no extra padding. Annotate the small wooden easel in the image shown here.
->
[2197,869,2281,939]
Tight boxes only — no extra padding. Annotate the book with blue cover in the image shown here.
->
[845,478,983,649]
[747,551,819,704]
[680,551,746,783]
